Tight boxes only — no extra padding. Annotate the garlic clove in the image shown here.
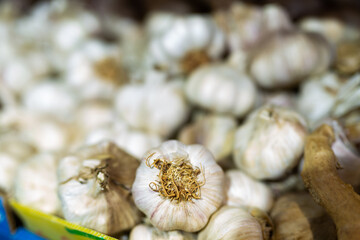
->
[132,140,224,232]
[130,224,196,240]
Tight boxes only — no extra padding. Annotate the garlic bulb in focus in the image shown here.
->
[225,170,273,212]
[58,141,140,235]
[198,206,266,240]
[178,113,236,161]
[233,105,308,180]
[115,81,190,138]
[249,31,333,89]
[130,224,196,240]
[14,152,61,215]
[146,14,225,74]
[132,140,224,232]
[186,64,257,117]
[297,72,344,127]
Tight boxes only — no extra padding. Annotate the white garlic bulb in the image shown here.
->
[58,141,140,235]
[115,81,190,138]
[198,206,265,240]
[178,113,237,161]
[297,72,344,127]
[256,91,297,109]
[185,64,257,118]
[249,31,334,89]
[22,80,78,120]
[130,224,196,240]
[14,152,61,216]
[132,140,224,232]
[225,170,273,212]
[233,105,308,180]
[146,14,225,74]
[145,12,177,37]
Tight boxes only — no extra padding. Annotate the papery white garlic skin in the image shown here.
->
[146,14,225,74]
[233,105,308,180]
[297,72,343,127]
[225,170,273,212]
[130,224,195,240]
[178,113,236,161]
[115,81,190,138]
[249,31,333,89]
[198,206,263,240]
[132,140,225,232]
[14,152,61,215]
[186,64,257,117]
[129,224,153,240]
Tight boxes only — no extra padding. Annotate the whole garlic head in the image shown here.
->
[178,113,237,161]
[249,31,334,89]
[146,14,225,74]
[198,206,266,240]
[225,170,273,212]
[233,105,308,180]
[185,64,257,117]
[14,152,61,216]
[130,224,196,240]
[115,81,190,138]
[132,140,225,232]
[58,141,141,235]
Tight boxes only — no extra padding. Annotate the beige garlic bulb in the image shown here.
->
[14,152,61,216]
[233,105,308,180]
[146,14,225,74]
[115,81,190,138]
[132,140,224,232]
[249,30,333,89]
[58,141,141,235]
[198,206,269,240]
[178,113,236,161]
[297,72,345,127]
[129,224,196,240]
[225,170,273,212]
[186,64,257,117]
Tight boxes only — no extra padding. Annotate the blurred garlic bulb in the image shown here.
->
[335,40,360,75]
[186,64,257,117]
[14,152,61,216]
[215,3,292,52]
[85,121,162,159]
[249,31,333,89]
[132,140,224,232]
[115,81,190,138]
[297,72,344,127]
[299,18,360,46]
[233,105,308,180]
[225,170,273,212]
[178,113,236,161]
[146,14,225,74]
[66,39,126,101]
[198,206,269,240]
[256,91,297,109]
[145,12,177,37]
[58,141,140,235]
[23,81,78,120]
[130,224,196,240]
[0,133,36,193]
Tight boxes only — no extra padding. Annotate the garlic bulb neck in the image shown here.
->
[145,151,205,203]
[180,50,210,74]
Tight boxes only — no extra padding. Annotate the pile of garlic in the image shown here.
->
[0,0,359,239]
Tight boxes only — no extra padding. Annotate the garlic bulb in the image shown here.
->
[58,141,140,235]
[85,121,162,160]
[132,140,224,232]
[22,81,78,120]
[178,113,236,161]
[146,14,225,74]
[233,105,308,180]
[14,152,61,216]
[129,224,196,240]
[185,64,257,117]
[249,30,334,89]
[145,12,177,37]
[198,206,266,240]
[225,170,273,212]
[256,91,297,109]
[115,81,190,138]
[297,72,344,127]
